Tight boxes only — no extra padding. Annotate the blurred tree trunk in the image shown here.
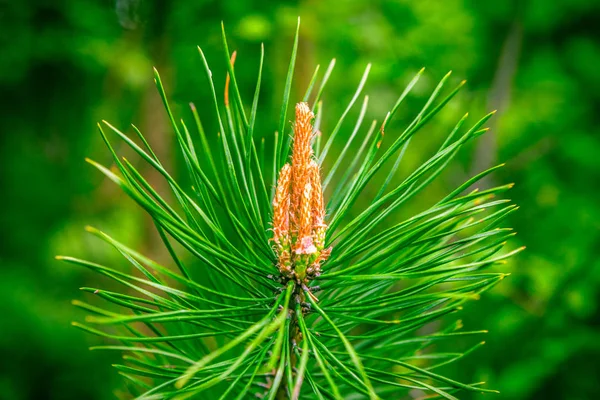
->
[472,20,522,188]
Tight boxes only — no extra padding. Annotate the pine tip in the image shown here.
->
[175,378,186,389]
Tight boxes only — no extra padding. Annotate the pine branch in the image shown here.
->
[61,18,521,399]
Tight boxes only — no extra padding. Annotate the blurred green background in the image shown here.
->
[2,0,600,399]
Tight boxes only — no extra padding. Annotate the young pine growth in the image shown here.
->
[60,20,522,399]
[273,102,330,285]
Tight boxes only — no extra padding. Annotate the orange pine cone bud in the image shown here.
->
[273,164,291,242]
[271,102,330,281]
[290,102,315,229]
[295,182,316,255]
[308,160,326,247]
[291,102,315,171]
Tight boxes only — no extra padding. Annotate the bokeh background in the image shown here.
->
[2,0,600,399]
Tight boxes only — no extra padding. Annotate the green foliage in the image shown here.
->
[58,20,522,399]
[5,1,600,399]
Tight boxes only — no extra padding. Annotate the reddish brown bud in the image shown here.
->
[273,164,291,242]
[271,102,330,281]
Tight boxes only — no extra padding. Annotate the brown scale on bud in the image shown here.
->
[272,164,292,276]
[271,102,330,283]
[309,161,325,246]
[272,164,291,242]
[295,182,315,255]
